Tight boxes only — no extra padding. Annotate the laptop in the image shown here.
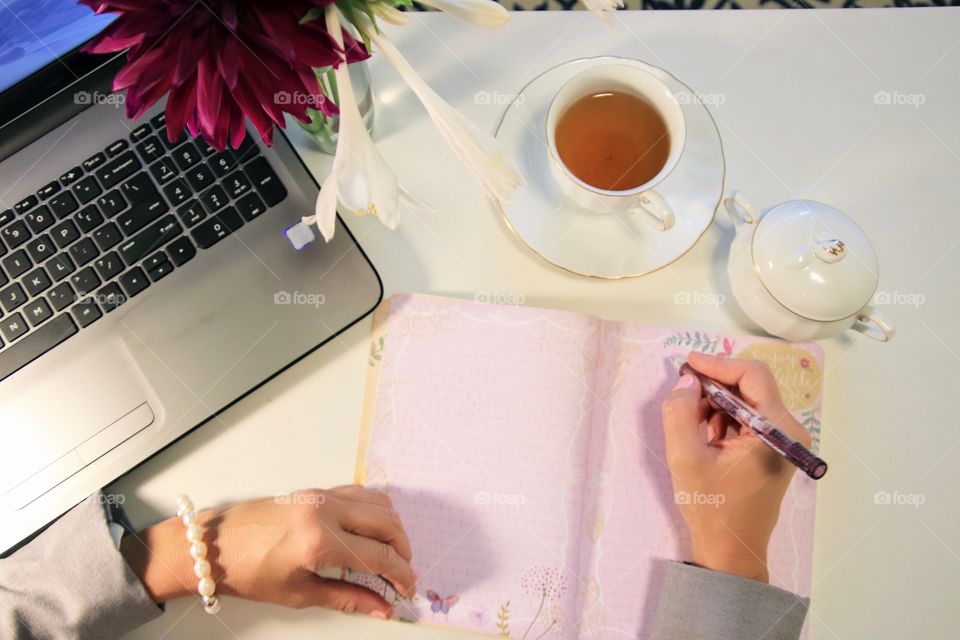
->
[0,1,382,554]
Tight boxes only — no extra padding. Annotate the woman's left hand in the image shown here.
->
[122,485,416,617]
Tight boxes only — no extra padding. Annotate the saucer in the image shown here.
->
[494,57,725,279]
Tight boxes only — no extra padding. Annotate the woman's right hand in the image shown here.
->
[122,485,416,618]
[660,352,812,583]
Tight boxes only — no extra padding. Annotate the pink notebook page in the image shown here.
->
[354,294,821,639]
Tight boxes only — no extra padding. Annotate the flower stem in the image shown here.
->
[533,620,556,640]
[521,592,546,640]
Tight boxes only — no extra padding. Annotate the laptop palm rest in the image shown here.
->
[3,403,154,510]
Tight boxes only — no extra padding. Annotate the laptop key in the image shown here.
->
[118,266,150,298]
[130,123,152,142]
[48,281,76,312]
[223,170,252,199]
[160,128,187,150]
[177,200,206,227]
[25,206,55,234]
[94,251,124,281]
[200,185,228,213]
[0,209,14,227]
[106,139,129,157]
[51,219,80,249]
[97,191,127,218]
[173,141,202,170]
[37,181,61,200]
[46,253,75,281]
[71,300,102,327]
[232,136,260,164]
[26,234,55,263]
[73,175,102,204]
[0,282,27,313]
[120,171,158,205]
[76,206,105,233]
[0,313,77,381]
[244,158,287,206]
[150,111,167,130]
[48,192,79,219]
[162,179,190,206]
[136,136,164,164]
[143,252,166,272]
[59,167,83,187]
[82,152,106,173]
[150,158,178,184]
[70,266,101,295]
[117,195,168,236]
[209,151,236,177]
[97,152,141,189]
[235,192,267,222]
[24,298,53,327]
[119,215,182,265]
[184,163,215,192]
[2,219,31,250]
[92,222,122,251]
[2,250,31,279]
[0,312,28,342]
[23,267,51,297]
[191,207,243,249]
[14,195,38,214]
[166,236,195,266]
[98,282,126,312]
[68,237,100,266]
[147,260,173,282]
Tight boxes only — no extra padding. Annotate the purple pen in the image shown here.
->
[672,358,828,480]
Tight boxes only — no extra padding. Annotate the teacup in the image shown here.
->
[545,62,686,231]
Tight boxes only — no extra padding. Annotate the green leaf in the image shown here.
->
[373,353,382,361]
[379,335,385,347]
[300,6,325,24]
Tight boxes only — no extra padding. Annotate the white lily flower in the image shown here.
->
[581,0,624,24]
[359,20,524,205]
[371,2,408,26]
[304,6,431,241]
[414,0,510,28]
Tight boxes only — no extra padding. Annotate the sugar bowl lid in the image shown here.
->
[751,200,879,322]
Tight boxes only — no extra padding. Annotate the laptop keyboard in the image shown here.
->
[0,113,289,382]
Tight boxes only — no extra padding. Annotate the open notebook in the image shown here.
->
[353,294,823,639]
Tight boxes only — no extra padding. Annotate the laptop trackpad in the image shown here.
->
[0,339,158,502]
[3,403,154,510]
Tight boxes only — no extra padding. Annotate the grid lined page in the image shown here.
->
[359,294,603,638]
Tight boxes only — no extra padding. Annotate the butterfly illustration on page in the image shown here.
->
[426,590,459,619]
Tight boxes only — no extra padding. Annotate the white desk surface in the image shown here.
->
[117,9,960,639]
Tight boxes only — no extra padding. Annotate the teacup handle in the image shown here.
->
[629,190,675,231]
[852,305,895,342]
[723,190,757,227]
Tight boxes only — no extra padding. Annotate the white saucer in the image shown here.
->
[494,57,725,279]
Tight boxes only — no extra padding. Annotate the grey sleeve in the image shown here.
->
[650,562,809,640]
[0,494,163,639]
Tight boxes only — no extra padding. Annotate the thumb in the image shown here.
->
[302,577,394,618]
[661,373,706,468]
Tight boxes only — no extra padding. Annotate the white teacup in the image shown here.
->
[545,63,686,231]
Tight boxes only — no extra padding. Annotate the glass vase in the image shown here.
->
[299,60,375,155]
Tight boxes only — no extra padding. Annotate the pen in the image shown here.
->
[671,358,828,480]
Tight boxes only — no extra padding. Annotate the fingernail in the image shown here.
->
[673,374,697,390]
[371,610,388,620]
[708,425,717,442]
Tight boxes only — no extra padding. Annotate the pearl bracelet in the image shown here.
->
[176,495,221,614]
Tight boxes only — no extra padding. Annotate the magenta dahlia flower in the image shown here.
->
[79,0,370,150]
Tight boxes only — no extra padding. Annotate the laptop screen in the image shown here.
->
[0,0,115,93]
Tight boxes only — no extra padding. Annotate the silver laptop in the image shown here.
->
[0,2,382,554]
